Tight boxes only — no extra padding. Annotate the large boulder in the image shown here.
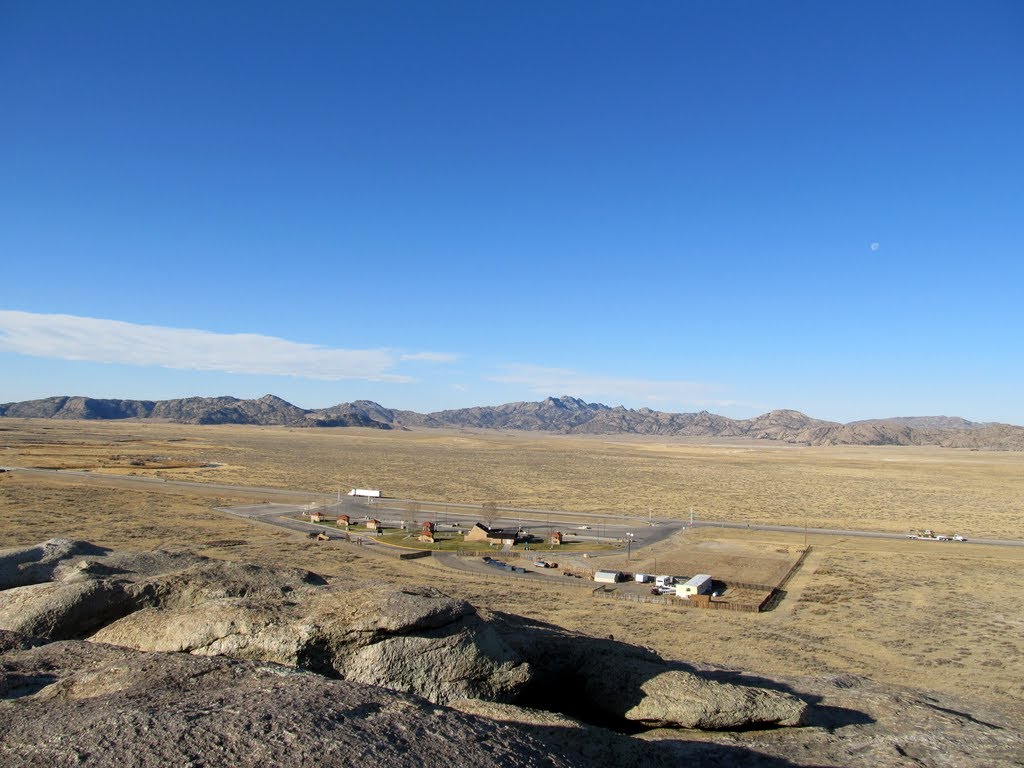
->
[591,663,806,729]
[92,583,533,704]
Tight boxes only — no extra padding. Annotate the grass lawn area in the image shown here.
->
[290,518,619,553]
[372,530,615,552]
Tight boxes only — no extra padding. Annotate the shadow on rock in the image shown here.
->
[489,612,816,732]
[0,539,110,589]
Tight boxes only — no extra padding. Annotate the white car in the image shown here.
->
[577,525,591,530]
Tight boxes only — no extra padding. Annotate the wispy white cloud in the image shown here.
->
[487,363,753,410]
[0,310,455,383]
[400,351,459,363]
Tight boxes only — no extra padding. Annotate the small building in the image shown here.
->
[419,521,435,543]
[366,518,380,530]
[594,570,622,584]
[338,514,350,526]
[676,574,713,598]
[465,523,493,543]
[464,522,520,547]
[550,531,563,546]
[310,511,323,523]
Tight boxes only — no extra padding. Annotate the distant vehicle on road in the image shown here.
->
[347,488,381,498]
[577,525,591,530]
[908,529,968,542]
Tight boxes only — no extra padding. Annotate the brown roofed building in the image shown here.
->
[550,531,563,546]
[464,522,520,546]
[419,521,436,543]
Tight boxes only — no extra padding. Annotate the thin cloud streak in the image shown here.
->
[487,363,752,410]
[400,351,459,363]
[0,311,454,382]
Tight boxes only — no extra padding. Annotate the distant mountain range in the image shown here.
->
[1,394,1021,450]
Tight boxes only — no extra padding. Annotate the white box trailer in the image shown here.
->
[594,570,623,584]
[634,573,652,583]
[347,488,381,498]
[654,575,674,588]
[676,574,713,598]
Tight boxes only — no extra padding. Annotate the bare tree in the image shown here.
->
[402,501,421,531]
[480,501,499,527]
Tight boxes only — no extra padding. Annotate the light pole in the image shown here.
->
[626,532,634,561]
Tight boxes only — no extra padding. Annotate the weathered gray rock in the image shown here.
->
[90,598,308,660]
[496,615,807,730]
[0,538,109,589]
[92,584,533,705]
[340,621,532,704]
[611,666,805,728]
[0,634,586,768]
[0,579,134,639]
[4,631,1021,768]
[128,559,327,608]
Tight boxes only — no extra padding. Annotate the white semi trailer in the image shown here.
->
[347,488,381,498]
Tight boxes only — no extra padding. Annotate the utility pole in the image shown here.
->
[689,507,694,527]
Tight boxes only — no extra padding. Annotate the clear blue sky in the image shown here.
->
[2,1,1022,423]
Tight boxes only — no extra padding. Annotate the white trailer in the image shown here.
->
[634,573,652,583]
[654,575,674,588]
[676,574,713,598]
[347,488,381,498]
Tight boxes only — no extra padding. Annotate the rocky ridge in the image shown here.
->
[2,394,1022,449]
[1,539,1021,767]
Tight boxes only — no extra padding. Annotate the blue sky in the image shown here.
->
[2,2,1022,424]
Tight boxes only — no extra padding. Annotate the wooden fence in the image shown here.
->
[776,546,812,589]
[590,585,769,613]
[397,549,433,560]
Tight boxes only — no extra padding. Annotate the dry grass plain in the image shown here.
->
[2,418,1023,722]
